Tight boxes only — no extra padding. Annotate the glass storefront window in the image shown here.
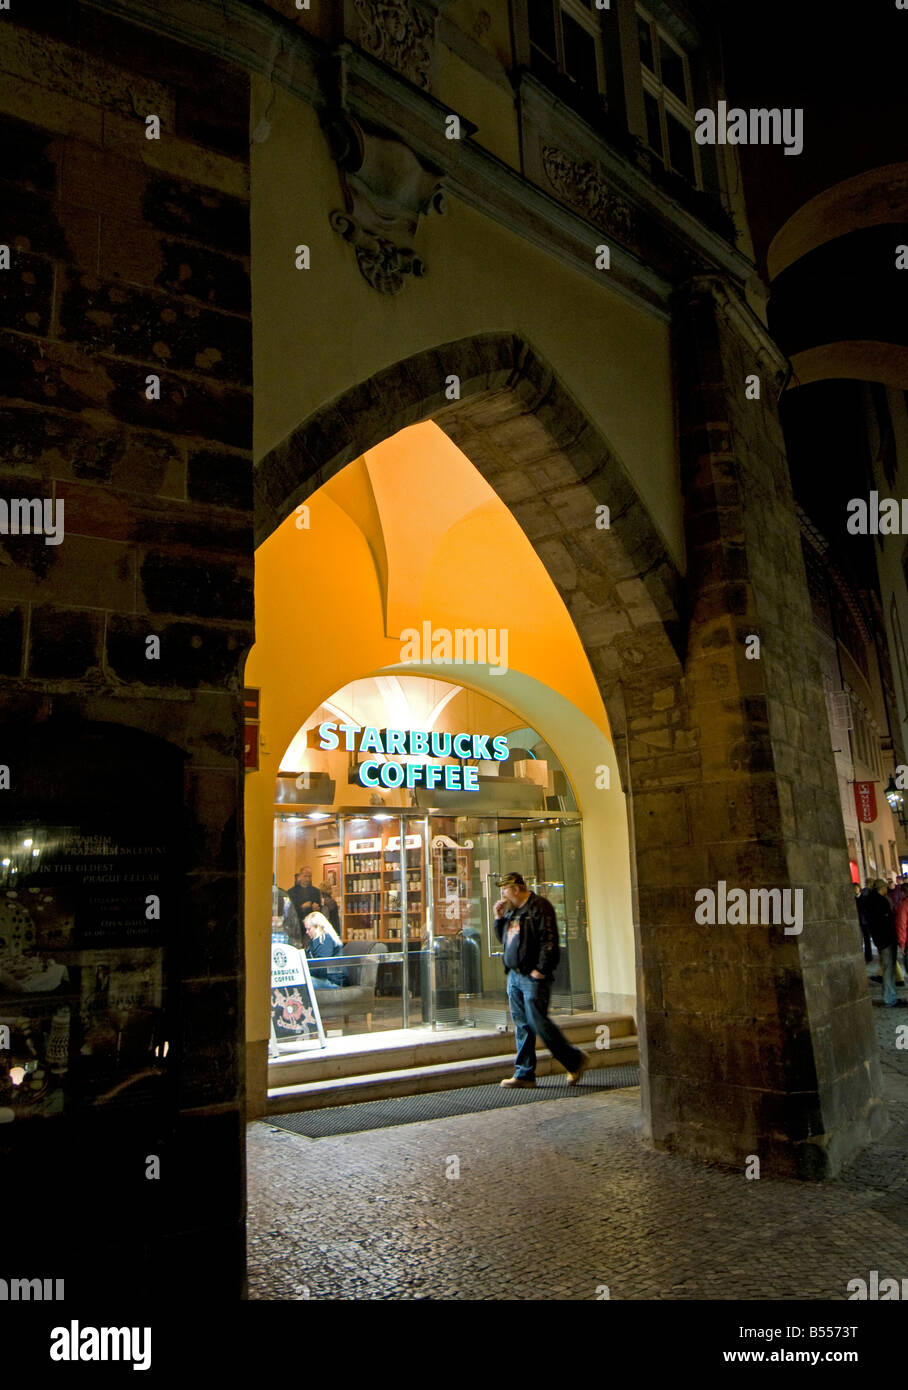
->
[267,676,595,1055]
[270,807,591,1051]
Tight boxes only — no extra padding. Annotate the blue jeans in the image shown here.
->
[311,976,341,990]
[881,944,899,1006]
[506,971,583,1079]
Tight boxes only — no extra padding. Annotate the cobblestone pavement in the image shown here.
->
[247,975,908,1300]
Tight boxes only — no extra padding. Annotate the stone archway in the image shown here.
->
[255,331,685,730]
[255,306,884,1179]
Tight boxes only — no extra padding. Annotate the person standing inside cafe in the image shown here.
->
[288,866,321,925]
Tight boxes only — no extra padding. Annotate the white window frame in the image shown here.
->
[528,0,607,97]
[636,5,701,188]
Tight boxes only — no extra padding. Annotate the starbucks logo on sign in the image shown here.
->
[274,949,287,967]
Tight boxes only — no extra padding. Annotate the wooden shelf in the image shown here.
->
[343,825,427,946]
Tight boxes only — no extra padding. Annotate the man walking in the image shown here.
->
[493,872,588,1087]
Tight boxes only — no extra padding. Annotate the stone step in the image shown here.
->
[266,1035,639,1113]
[267,1011,635,1088]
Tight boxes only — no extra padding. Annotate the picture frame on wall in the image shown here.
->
[314,821,339,848]
[322,860,340,893]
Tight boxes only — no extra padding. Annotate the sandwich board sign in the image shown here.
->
[269,942,326,1055]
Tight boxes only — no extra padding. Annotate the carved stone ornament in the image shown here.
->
[325,112,446,294]
[354,0,433,90]
[542,145,634,244]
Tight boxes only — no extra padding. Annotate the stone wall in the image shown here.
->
[0,4,252,1296]
[630,280,884,1178]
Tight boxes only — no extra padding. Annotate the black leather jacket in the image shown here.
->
[494,892,561,977]
[865,890,896,950]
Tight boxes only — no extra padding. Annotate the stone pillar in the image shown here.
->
[0,6,252,1296]
[630,278,885,1178]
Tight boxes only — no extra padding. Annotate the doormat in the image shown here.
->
[267,1063,639,1139]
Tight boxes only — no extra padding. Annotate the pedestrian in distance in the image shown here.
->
[896,890,908,979]
[885,877,906,982]
[493,871,589,1087]
[864,879,906,1008]
[854,882,873,963]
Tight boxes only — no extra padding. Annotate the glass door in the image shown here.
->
[419,813,590,1029]
[382,813,428,1029]
[497,814,590,1014]
[272,809,590,1044]
[469,816,508,1028]
[423,814,508,1030]
[524,818,572,1013]
[560,819,592,1011]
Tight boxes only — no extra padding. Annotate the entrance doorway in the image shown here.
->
[248,420,639,1095]
[271,807,591,1046]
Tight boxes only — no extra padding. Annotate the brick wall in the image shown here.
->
[0,3,252,1296]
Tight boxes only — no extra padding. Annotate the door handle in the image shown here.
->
[485,873,503,956]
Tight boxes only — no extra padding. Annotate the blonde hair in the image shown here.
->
[303,910,342,947]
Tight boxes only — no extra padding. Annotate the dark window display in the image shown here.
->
[0,722,182,1134]
[0,825,169,1123]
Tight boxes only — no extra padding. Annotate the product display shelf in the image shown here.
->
[342,846,382,939]
[342,836,426,945]
[380,846,424,943]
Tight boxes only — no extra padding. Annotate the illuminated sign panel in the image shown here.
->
[309,724,509,794]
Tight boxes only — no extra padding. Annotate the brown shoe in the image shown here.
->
[500,1075,536,1088]
[566,1052,589,1085]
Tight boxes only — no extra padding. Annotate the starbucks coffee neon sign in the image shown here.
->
[311,723,510,792]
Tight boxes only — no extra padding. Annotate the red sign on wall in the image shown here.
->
[853,780,877,824]
[243,725,258,770]
[244,686,260,771]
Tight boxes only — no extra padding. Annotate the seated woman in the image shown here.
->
[302,912,350,989]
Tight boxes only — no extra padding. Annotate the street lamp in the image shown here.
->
[885,776,908,828]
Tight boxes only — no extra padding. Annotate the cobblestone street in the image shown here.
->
[248,977,908,1301]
